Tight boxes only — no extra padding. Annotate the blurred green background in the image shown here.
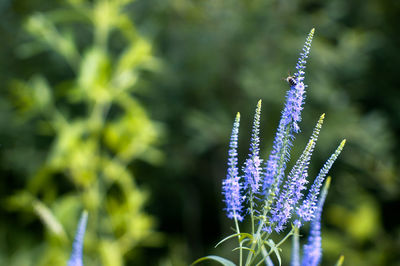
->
[0,0,399,265]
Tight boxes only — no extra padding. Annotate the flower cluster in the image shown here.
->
[269,114,324,232]
[216,29,346,266]
[262,29,314,199]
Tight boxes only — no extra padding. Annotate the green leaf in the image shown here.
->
[32,199,67,242]
[241,238,252,245]
[232,246,255,254]
[191,255,236,266]
[215,233,254,248]
[266,239,282,266]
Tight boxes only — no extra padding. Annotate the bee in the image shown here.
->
[285,75,297,86]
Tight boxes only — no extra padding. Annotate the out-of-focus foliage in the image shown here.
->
[1,0,163,265]
[1,0,400,265]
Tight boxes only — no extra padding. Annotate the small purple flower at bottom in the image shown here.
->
[301,177,330,266]
[68,211,88,266]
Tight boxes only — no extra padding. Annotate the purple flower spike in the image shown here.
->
[68,211,88,266]
[301,177,331,266]
[244,100,263,195]
[269,114,325,232]
[244,156,263,195]
[263,29,315,197]
[222,113,244,221]
[282,82,306,134]
[249,100,262,157]
[296,140,346,225]
[295,28,315,83]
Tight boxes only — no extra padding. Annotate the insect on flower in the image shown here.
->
[285,74,297,86]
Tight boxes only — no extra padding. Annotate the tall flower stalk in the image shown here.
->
[223,112,244,222]
[193,29,346,266]
[243,100,264,234]
[263,29,314,198]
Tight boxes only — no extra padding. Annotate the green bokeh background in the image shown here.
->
[0,0,399,265]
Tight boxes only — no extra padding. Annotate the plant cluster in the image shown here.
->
[193,29,345,266]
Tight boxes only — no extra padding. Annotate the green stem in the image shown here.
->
[274,227,295,250]
[234,211,243,266]
[291,227,300,266]
[250,193,255,235]
[253,228,295,266]
[245,218,265,266]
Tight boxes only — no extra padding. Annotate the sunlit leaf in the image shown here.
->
[32,199,68,242]
[334,255,345,266]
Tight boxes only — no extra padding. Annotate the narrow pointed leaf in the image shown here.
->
[191,255,236,266]
[266,239,282,266]
[32,200,67,241]
[214,233,253,248]
[232,246,255,254]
